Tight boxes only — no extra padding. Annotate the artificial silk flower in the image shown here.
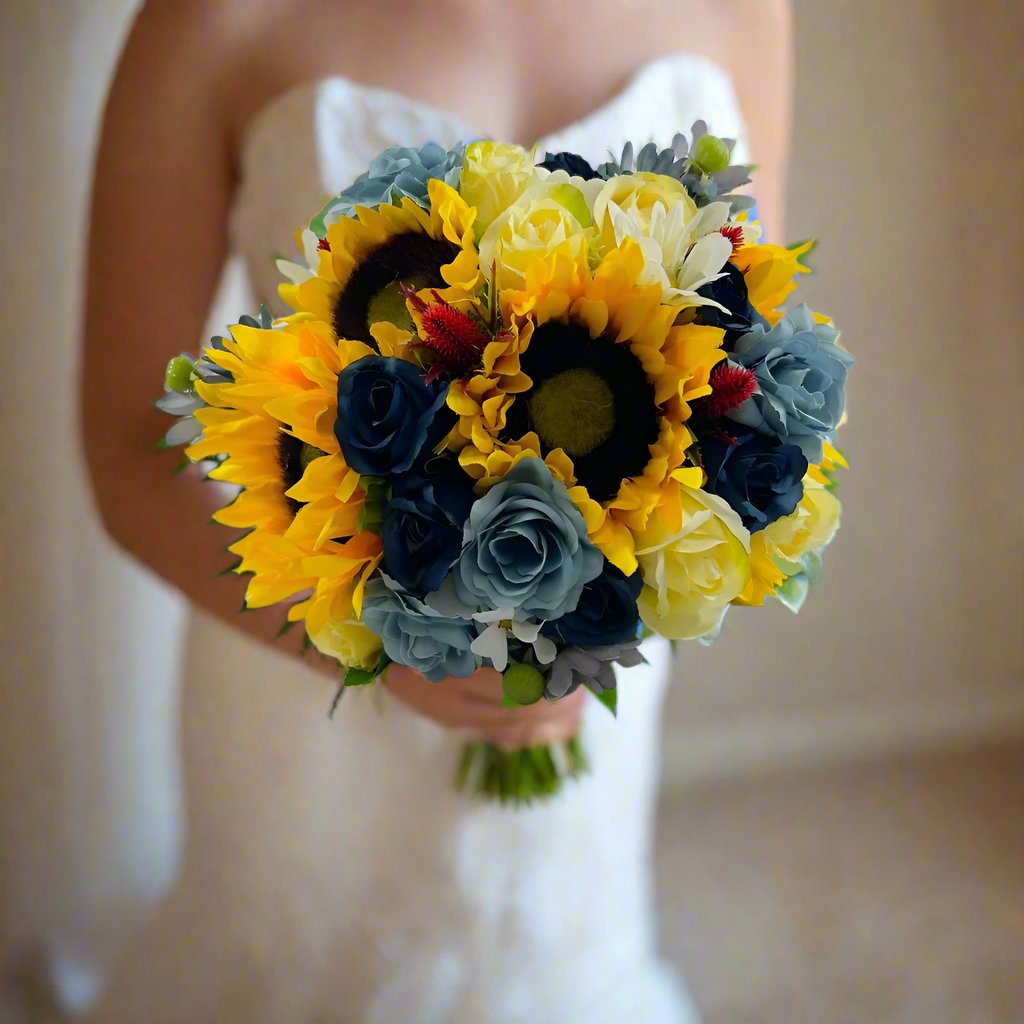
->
[478,172,602,291]
[605,198,736,307]
[459,141,537,237]
[634,482,752,640]
[470,608,558,673]
[156,129,850,805]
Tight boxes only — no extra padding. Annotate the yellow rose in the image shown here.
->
[591,172,698,252]
[309,618,382,670]
[634,482,751,640]
[459,141,537,236]
[478,175,598,291]
[765,481,841,569]
[737,480,841,605]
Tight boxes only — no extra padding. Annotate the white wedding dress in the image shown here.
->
[89,53,748,1024]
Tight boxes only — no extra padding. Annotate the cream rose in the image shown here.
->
[459,141,538,236]
[477,173,600,291]
[762,480,841,571]
[634,483,751,640]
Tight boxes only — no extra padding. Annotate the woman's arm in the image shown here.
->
[81,3,300,654]
[81,5,582,741]
[722,0,794,237]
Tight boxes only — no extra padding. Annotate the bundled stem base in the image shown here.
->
[455,736,588,805]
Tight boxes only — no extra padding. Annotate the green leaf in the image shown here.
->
[589,685,617,718]
[343,666,378,687]
[787,237,818,271]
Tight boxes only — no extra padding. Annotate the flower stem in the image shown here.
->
[454,736,588,805]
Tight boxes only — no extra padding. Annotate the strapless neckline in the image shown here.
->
[239,51,732,160]
[232,49,749,324]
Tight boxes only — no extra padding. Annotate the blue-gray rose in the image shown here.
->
[454,458,604,619]
[728,304,853,463]
[310,142,468,236]
[361,576,480,682]
[335,355,450,478]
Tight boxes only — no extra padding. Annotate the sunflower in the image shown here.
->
[280,179,482,347]
[452,241,726,574]
[187,316,375,610]
[731,237,812,325]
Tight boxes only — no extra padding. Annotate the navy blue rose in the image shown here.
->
[537,151,599,179]
[335,356,451,477]
[542,560,642,647]
[700,427,808,532]
[382,464,475,596]
[696,262,765,344]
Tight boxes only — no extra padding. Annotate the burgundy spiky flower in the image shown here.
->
[719,224,744,255]
[317,237,331,252]
[705,360,758,419]
[404,287,491,383]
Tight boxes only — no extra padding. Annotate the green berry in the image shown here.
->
[164,354,196,393]
[692,134,731,175]
[502,662,545,705]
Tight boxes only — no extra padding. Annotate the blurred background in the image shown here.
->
[1,1,1021,1022]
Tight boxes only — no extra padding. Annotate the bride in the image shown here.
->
[81,1,792,1020]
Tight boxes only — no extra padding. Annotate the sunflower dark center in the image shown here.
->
[503,322,660,502]
[277,432,324,514]
[333,233,458,346]
[528,369,615,456]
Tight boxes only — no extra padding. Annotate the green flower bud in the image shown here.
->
[164,354,196,394]
[692,134,731,175]
[502,662,545,705]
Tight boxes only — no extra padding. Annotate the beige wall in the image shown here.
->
[661,0,1024,778]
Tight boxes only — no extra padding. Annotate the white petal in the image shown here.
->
[275,258,314,285]
[300,227,320,267]
[471,624,509,672]
[533,634,558,665]
[675,234,733,290]
[686,201,731,236]
[472,606,512,625]
[510,619,541,643]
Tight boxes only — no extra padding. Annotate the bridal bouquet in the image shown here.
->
[158,125,852,802]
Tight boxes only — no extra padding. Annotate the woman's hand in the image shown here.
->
[384,665,585,749]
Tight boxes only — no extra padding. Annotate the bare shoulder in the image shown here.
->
[647,0,791,66]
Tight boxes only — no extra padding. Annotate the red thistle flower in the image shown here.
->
[404,287,491,383]
[705,360,758,419]
[719,224,744,255]
[317,237,331,252]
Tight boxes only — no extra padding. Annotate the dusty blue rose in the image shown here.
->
[310,142,468,235]
[361,576,480,682]
[728,304,853,462]
[334,356,450,478]
[454,458,603,619]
